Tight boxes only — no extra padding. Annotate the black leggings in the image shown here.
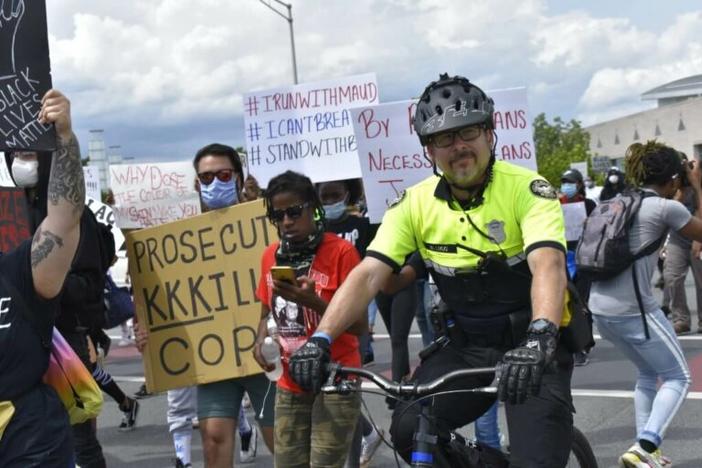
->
[390,342,574,467]
[376,284,417,382]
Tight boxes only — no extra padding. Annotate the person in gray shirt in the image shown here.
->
[663,186,702,334]
[589,141,702,468]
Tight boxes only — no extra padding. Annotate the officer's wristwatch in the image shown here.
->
[527,318,559,335]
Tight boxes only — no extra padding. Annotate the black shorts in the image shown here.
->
[0,384,73,467]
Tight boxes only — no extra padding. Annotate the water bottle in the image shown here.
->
[260,336,282,381]
[267,316,279,339]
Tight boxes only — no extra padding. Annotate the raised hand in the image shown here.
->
[0,0,25,78]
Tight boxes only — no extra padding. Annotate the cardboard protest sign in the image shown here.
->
[243,73,378,187]
[126,199,278,392]
[110,161,201,229]
[562,202,587,242]
[83,166,102,201]
[352,88,537,223]
[0,187,31,251]
[0,0,55,151]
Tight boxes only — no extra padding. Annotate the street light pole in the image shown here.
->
[258,0,298,84]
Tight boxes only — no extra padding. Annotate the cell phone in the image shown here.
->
[270,266,297,285]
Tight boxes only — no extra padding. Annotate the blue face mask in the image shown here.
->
[560,182,578,199]
[200,178,238,209]
[323,200,347,220]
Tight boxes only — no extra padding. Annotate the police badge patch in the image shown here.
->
[529,180,557,199]
[486,220,506,244]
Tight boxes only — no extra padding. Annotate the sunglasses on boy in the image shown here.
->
[197,169,236,185]
[269,202,310,222]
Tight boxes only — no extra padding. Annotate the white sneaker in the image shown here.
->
[360,427,384,466]
[619,443,672,467]
[239,425,257,464]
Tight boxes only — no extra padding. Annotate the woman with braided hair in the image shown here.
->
[588,140,702,467]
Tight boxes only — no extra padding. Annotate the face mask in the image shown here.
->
[11,158,39,188]
[323,200,347,220]
[608,175,619,184]
[560,183,577,199]
[200,178,238,209]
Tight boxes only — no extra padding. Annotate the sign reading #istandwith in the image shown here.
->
[110,161,201,229]
[0,0,55,151]
[126,199,278,392]
[352,88,536,223]
[243,73,378,187]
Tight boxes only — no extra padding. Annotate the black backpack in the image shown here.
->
[575,190,663,338]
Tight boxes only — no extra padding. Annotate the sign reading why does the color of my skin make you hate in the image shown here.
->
[243,73,378,186]
[127,199,278,392]
[0,0,56,151]
[352,87,536,223]
[110,161,202,229]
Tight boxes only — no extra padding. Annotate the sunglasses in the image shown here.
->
[197,169,236,185]
[431,126,483,148]
[270,202,310,222]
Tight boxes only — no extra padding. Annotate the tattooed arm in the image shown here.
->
[31,89,85,299]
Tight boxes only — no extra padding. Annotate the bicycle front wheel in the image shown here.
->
[566,426,598,468]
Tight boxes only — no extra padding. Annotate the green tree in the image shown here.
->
[533,113,591,186]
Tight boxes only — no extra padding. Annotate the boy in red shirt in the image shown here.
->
[253,171,364,467]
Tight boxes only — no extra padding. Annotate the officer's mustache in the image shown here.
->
[450,150,477,164]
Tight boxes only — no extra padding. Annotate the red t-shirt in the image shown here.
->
[256,233,362,393]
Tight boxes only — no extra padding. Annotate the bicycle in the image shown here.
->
[322,363,598,468]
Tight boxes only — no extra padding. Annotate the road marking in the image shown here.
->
[371,333,702,341]
[113,376,146,383]
[358,382,702,399]
[110,375,702,401]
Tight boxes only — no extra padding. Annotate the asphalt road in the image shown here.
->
[96,274,702,467]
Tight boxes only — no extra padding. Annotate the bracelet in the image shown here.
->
[312,331,333,345]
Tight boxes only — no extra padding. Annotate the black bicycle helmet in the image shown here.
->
[413,73,495,146]
[561,168,584,184]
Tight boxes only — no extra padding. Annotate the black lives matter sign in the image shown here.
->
[0,0,55,151]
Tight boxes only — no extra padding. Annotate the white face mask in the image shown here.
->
[11,157,39,188]
[608,174,619,184]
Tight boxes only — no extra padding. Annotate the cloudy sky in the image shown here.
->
[43,0,702,162]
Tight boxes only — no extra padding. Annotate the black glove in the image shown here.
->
[497,318,558,405]
[289,336,331,393]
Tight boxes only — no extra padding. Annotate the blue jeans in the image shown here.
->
[594,309,690,446]
[474,401,501,449]
[368,299,378,328]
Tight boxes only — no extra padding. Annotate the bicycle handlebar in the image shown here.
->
[322,363,498,398]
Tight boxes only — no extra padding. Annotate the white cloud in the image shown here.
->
[576,12,702,122]
[531,12,654,68]
[32,1,702,158]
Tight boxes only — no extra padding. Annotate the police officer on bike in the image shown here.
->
[289,74,575,467]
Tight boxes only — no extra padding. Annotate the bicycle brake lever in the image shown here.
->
[321,362,341,394]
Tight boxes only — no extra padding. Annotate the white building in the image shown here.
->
[87,129,109,191]
[585,75,702,166]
